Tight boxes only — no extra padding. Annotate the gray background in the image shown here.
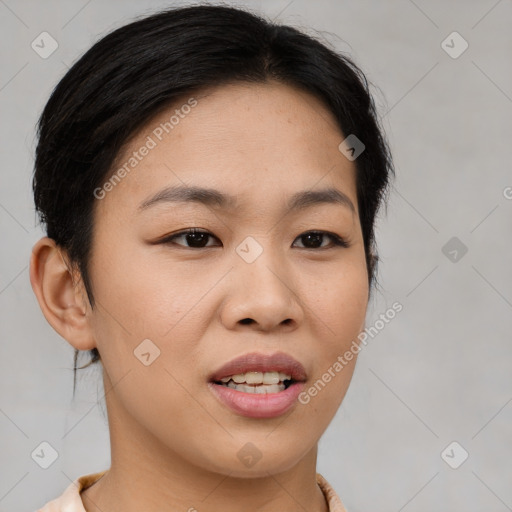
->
[1,0,511,511]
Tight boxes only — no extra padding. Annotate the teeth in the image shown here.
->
[217,370,294,394]
[219,371,292,385]
[226,381,286,394]
[263,371,280,384]
[246,372,263,384]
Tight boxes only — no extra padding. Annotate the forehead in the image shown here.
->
[95,80,358,220]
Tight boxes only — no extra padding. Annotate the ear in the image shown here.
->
[29,237,97,351]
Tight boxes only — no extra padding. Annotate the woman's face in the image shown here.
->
[86,80,369,477]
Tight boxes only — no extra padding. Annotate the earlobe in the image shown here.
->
[29,237,97,351]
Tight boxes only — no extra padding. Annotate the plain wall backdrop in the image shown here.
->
[0,0,511,511]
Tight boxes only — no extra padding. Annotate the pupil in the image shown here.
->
[303,232,321,248]
[187,232,208,247]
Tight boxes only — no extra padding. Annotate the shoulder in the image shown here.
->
[36,470,108,512]
[316,472,349,512]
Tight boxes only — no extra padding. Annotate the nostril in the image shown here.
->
[240,318,254,325]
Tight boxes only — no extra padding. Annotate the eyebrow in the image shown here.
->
[138,184,355,215]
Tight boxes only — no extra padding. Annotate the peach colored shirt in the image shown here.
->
[36,470,348,511]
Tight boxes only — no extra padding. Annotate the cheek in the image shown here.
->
[88,242,212,379]
[304,258,368,336]
[300,257,368,410]
[89,239,189,331]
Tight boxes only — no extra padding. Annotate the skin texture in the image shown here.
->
[30,80,369,512]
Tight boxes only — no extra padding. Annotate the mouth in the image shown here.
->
[208,352,307,418]
[214,371,296,394]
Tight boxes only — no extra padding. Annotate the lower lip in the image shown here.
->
[208,381,305,418]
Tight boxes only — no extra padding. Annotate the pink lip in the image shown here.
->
[208,351,307,382]
[208,351,307,419]
[208,381,306,418]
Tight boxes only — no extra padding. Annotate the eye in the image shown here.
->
[160,228,220,248]
[293,230,350,250]
[158,229,350,250]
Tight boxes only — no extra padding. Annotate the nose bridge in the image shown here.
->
[222,235,303,330]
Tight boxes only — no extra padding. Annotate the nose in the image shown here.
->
[219,250,304,333]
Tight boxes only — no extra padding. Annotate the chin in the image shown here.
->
[197,445,309,479]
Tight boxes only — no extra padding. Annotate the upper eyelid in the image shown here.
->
[156,229,219,247]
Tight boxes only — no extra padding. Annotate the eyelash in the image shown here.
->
[158,228,350,250]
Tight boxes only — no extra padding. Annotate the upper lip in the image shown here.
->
[209,351,307,382]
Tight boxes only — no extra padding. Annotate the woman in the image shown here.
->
[31,4,394,511]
